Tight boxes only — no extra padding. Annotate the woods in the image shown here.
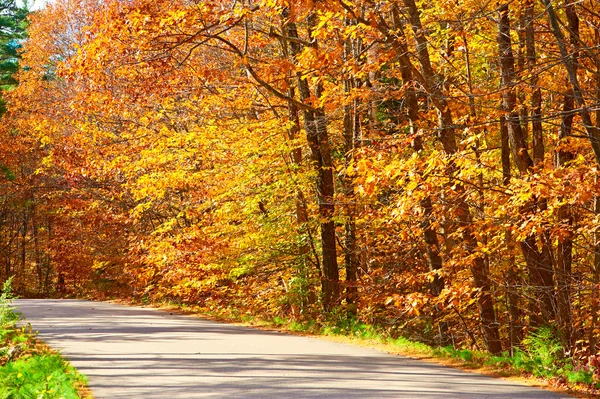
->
[2,0,600,371]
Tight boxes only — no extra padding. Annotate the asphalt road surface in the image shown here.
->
[14,299,570,399]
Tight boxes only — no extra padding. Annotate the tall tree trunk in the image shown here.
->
[288,96,312,262]
[402,0,501,354]
[32,204,44,294]
[390,6,444,297]
[500,115,522,351]
[498,4,533,174]
[555,86,575,346]
[389,5,448,343]
[500,116,511,185]
[343,20,359,314]
[592,177,600,355]
[591,26,600,356]
[527,0,557,328]
[19,209,27,292]
[541,0,600,166]
[285,83,321,311]
[498,3,556,326]
[553,0,580,349]
[524,2,543,165]
[279,15,321,287]
[285,16,340,311]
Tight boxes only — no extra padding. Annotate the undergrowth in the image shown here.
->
[0,278,91,399]
[436,326,599,392]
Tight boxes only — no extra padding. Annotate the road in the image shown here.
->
[14,299,570,399]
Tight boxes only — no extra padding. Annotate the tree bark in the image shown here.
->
[390,6,444,298]
[388,5,448,343]
[553,0,578,348]
[285,16,340,311]
[498,4,533,174]
[401,0,501,354]
[541,0,600,167]
[524,2,543,165]
[591,25,600,356]
[592,177,600,355]
[343,20,359,314]
[500,116,511,185]
[498,2,557,326]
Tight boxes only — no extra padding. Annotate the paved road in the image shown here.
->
[15,299,569,399]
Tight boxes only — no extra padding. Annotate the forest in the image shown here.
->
[1,0,600,373]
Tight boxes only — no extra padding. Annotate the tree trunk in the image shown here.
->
[390,6,445,298]
[499,114,522,352]
[591,26,600,356]
[498,3,557,326]
[524,2,543,165]
[389,5,448,343]
[541,0,600,166]
[498,4,533,174]
[288,102,312,262]
[402,0,501,354]
[279,14,321,286]
[592,178,600,355]
[555,87,575,346]
[343,60,359,314]
[553,0,580,349]
[500,116,511,185]
[285,17,340,311]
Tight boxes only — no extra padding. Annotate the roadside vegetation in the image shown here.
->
[0,278,91,399]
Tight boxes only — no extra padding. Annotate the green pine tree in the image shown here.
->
[0,0,28,115]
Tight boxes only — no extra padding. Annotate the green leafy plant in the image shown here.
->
[522,326,563,377]
[0,354,86,399]
[0,278,90,398]
[565,368,594,385]
[0,277,19,327]
[437,346,476,363]
[322,310,379,340]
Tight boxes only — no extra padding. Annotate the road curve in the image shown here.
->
[15,299,569,399]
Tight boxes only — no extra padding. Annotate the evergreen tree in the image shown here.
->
[0,0,28,115]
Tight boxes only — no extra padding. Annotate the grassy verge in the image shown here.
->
[1,278,92,399]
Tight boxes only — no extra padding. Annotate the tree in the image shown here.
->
[0,0,27,114]
[6,0,600,364]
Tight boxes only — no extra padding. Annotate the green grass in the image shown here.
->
[0,278,91,399]
[0,354,86,399]
[438,327,599,389]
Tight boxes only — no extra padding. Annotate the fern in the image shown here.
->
[0,277,19,327]
[523,326,563,373]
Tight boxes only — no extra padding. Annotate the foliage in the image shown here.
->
[439,327,600,388]
[0,280,89,398]
[0,277,18,326]
[0,354,86,399]
[2,0,600,394]
[322,310,379,339]
[522,327,563,375]
[0,0,28,114]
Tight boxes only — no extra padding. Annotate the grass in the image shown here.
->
[0,278,92,399]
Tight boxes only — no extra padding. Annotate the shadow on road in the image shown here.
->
[15,299,568,399]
